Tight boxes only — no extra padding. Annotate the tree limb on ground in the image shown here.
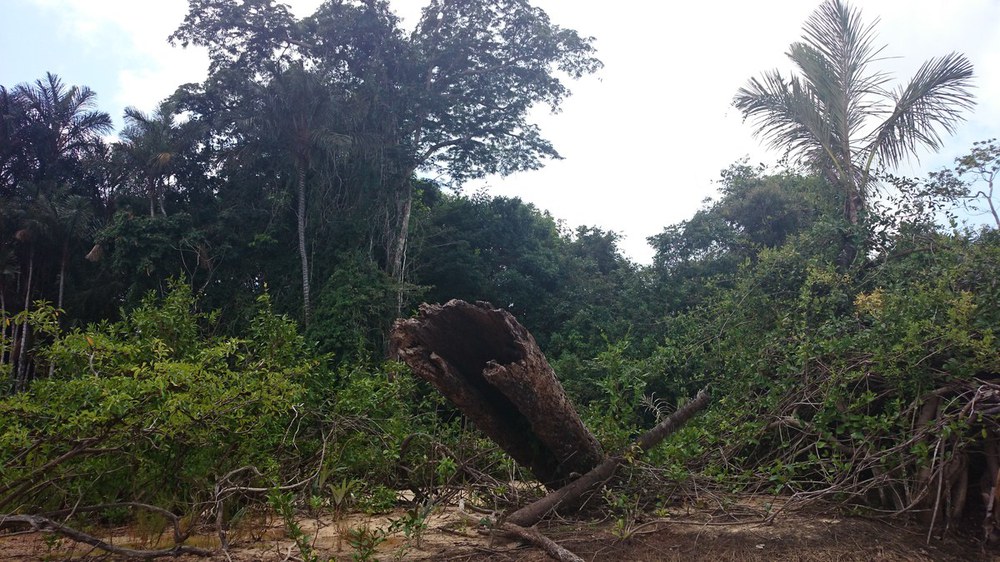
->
[505,388,711,527]
[499,522,584,562]
[0,513,213,559]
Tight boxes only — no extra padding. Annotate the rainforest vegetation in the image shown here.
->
[1,0,998,558]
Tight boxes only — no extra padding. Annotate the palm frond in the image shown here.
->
[868,52,975,171]
[123,106,154,128]
[796,1,889,154]
[734,70,840,177]
[800,0,886,91]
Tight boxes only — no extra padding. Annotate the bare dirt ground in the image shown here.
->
[2,499,997,561]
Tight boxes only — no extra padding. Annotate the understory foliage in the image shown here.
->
[0,280,469,537]
[664,227,999,494]
[0,282,311,513]
[585,162,1000,527]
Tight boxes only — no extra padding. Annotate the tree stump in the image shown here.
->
[390,300,603,488]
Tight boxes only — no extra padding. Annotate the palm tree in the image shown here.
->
[35,189,93,310]
[6,74,110,388]
[0,86,30,196]
[118,102,194,217]
[14,73,112,191]
[733,0,975,227]
[0,241,18,376]
[244,64,351,325]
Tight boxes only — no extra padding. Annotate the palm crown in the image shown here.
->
[733,0,975,225]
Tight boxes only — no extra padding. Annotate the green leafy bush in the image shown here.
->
[0,281,312,513]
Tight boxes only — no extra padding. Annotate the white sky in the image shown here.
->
[3,0,999,262]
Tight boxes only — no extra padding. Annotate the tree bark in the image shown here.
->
[505,389,711,527]
[50,240,69,378]
[390,300,603,488]
[149,178,156,218]
[296,163,311,326]
[1,287,8,369]
[388,180,410,283]
[57,239,68,311]
[16,247,34,391]
[387,177,413,317]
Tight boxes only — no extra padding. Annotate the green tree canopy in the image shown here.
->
[170,0,601,290]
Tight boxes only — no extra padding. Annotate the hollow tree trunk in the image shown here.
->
[390,300,603,488]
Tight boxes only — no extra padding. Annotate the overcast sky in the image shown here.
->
[3,0,999,262]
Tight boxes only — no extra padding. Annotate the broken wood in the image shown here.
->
[499,522,584,562]
[506,388,711,527]
[390,300,603,488]
[392,303,710,561]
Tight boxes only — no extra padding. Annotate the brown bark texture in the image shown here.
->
[390,299,603,488]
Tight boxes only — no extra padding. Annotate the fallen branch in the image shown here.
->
[0,437,105,512]
[0,513,213,559]
[42,502,194,545]
[506,388,711,527]
[499,522,584,562]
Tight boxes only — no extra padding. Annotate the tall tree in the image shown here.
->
[0,87,30,196]
[7,73,111,316]
[733,0,974,228]
[13,73,112,192]
[242,64,351,325]
[383,0,601,290]
[171,0,601,313]
[921,139,1000,230]
[3,74,110,389]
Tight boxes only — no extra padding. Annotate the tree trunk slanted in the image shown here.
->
[390,299,603,488]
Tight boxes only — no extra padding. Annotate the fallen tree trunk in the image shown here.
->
[390,300,603,488]
[506,388,711,527]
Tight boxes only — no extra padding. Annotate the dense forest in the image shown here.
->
[1,0,999,559]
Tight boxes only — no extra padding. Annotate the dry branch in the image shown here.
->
[506,388,711,527]
[42,502,193,545]
[499,522,584,562]
[0,513,213,559]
